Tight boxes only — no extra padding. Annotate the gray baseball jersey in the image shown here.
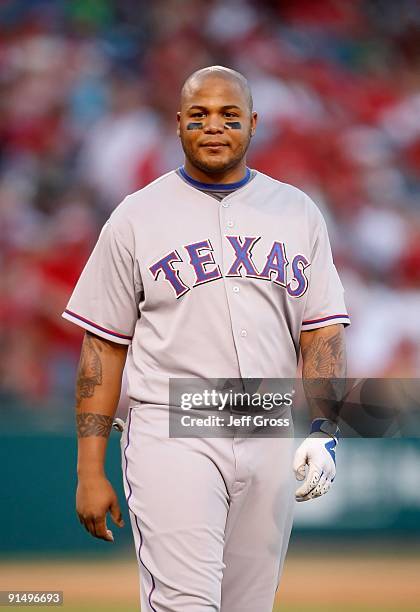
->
[63,169,349,404]
[63,168,349,611]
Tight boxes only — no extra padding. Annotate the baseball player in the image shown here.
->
[64,66,349,611]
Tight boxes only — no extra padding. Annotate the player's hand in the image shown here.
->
[76,474,125,542]
[293,434,337,502]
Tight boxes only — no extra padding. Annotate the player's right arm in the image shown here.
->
[75,330,128,542]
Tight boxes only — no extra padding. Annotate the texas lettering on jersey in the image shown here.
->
[149,236,310,299]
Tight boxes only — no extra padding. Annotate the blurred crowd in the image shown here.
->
[1,0,420,403]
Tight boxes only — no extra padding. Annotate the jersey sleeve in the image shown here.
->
[62,220,142,344]
[301,213,350,331]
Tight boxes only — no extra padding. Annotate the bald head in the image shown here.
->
[181,66,253,113]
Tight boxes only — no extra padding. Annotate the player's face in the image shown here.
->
[177,77,257,175]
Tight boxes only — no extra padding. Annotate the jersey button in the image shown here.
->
[222,201,230,208]
[233,286,240,293]
[227,220,234,228]
[240,329,247,337]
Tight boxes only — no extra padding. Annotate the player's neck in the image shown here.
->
[182,161,249,185]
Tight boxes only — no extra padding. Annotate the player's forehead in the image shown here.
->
[181,75,249,112]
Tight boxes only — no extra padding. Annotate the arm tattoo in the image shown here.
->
[76,333,103,407]
[301,326,347,421]
[301,328,346,378]
[76,413,113,438]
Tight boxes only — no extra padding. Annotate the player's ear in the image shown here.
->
[176,112,181,137]
[250,111,258,137]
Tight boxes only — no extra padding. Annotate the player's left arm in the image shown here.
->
[294,323,347,502]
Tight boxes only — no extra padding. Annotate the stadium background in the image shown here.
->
[1,0,419,610]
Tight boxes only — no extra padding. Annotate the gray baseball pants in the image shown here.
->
[120,403,295,612]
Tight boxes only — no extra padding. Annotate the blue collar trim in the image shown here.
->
[179,166,251,191]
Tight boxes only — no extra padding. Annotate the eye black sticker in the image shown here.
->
[187,122,204,130]
[225,122,242,129]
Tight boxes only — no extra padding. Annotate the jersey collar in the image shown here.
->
[178,166,252,192]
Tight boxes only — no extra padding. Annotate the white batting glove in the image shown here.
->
[293,418,339,502]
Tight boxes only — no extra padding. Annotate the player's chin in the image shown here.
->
[197,151,235,173]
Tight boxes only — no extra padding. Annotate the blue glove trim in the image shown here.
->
[325,438,337,466]
[310,418,341,441]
